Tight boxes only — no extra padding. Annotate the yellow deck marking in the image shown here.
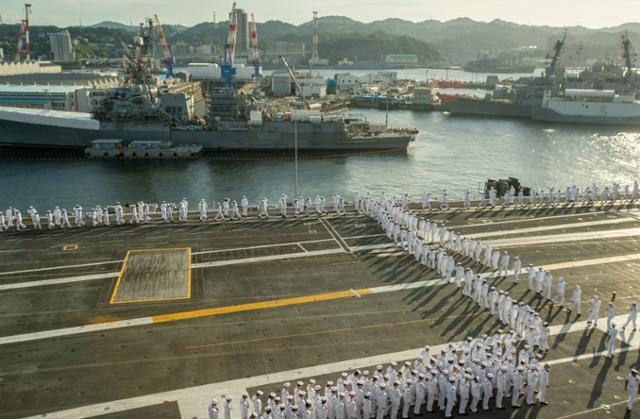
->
[108,250,131,304]
[109,248,192,305]
[152,287,372,324]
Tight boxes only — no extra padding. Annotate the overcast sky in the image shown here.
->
[3,0,638,28]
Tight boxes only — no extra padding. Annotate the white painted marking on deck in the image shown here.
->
[369,279,448,293]
[191,249,345,269]
[350,289,361,298]
[297,243,308,253]
[319,218,352,253]
[191,239,334,256]
[486,227,640,247]
[452,208,640,229]
[0,317,153,346]
[0,259,121,277]
[0,272,118,291]
[467,217,637,239]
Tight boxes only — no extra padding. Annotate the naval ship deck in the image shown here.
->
[1,201,640,418]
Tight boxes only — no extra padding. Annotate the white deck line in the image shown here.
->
[0,272,118,291]
[0,317,153,346]
[191,239,335,256]
[450,208,640,229]
[191,248,345,269]
[485,227,640,247]
[26,317,627,419]
[319,218,352,253]
[0,259,121,277]
[466,217,636,239]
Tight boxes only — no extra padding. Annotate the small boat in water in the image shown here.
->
[84,139,125,159]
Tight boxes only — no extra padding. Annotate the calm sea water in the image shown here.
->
[1,109,639,209]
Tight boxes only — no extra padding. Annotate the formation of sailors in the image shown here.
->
[365,192,637,359]
[208,334,551,419]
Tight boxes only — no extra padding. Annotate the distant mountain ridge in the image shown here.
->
[89,21,137,31]
[168,15,640,62]
[1,16,638,64]
[90,20,188,35]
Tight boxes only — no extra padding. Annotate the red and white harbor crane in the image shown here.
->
[153,14,175,78]
[250,13,261,79]
[14,3,31,62]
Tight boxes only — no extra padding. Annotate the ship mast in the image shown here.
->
[546,30,567,83]
[621,35,635,85]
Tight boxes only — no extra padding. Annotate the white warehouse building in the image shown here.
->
[297,77,326,99]
[335,73,362,92]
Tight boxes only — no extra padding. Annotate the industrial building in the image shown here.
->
[297,77,327,98]
[0,71,118,87]
[49,31,76,62]
[0,84,89,111]
[335,73,363,92]
[0,61,61,76]
[271,71,292,97]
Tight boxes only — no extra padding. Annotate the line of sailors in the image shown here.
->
[208,334,551,419]
[365,193,638,359]
[417,181,640,211]
[0,193,355,232]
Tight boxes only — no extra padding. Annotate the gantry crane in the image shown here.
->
[221,1,238,87]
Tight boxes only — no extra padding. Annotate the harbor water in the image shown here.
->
[2,109,639,209]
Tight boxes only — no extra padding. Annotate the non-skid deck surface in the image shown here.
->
[110,248,191,304]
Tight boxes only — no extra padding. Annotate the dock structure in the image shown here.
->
[1,200,640,418]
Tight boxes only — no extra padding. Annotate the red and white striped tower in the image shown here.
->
[250,13,259,67]
[312,11,319,60]
[24,3,32,60]
[14,20,25,62]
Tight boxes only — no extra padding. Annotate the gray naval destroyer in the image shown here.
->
[0,84,417,152]
[442,34,640,125]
